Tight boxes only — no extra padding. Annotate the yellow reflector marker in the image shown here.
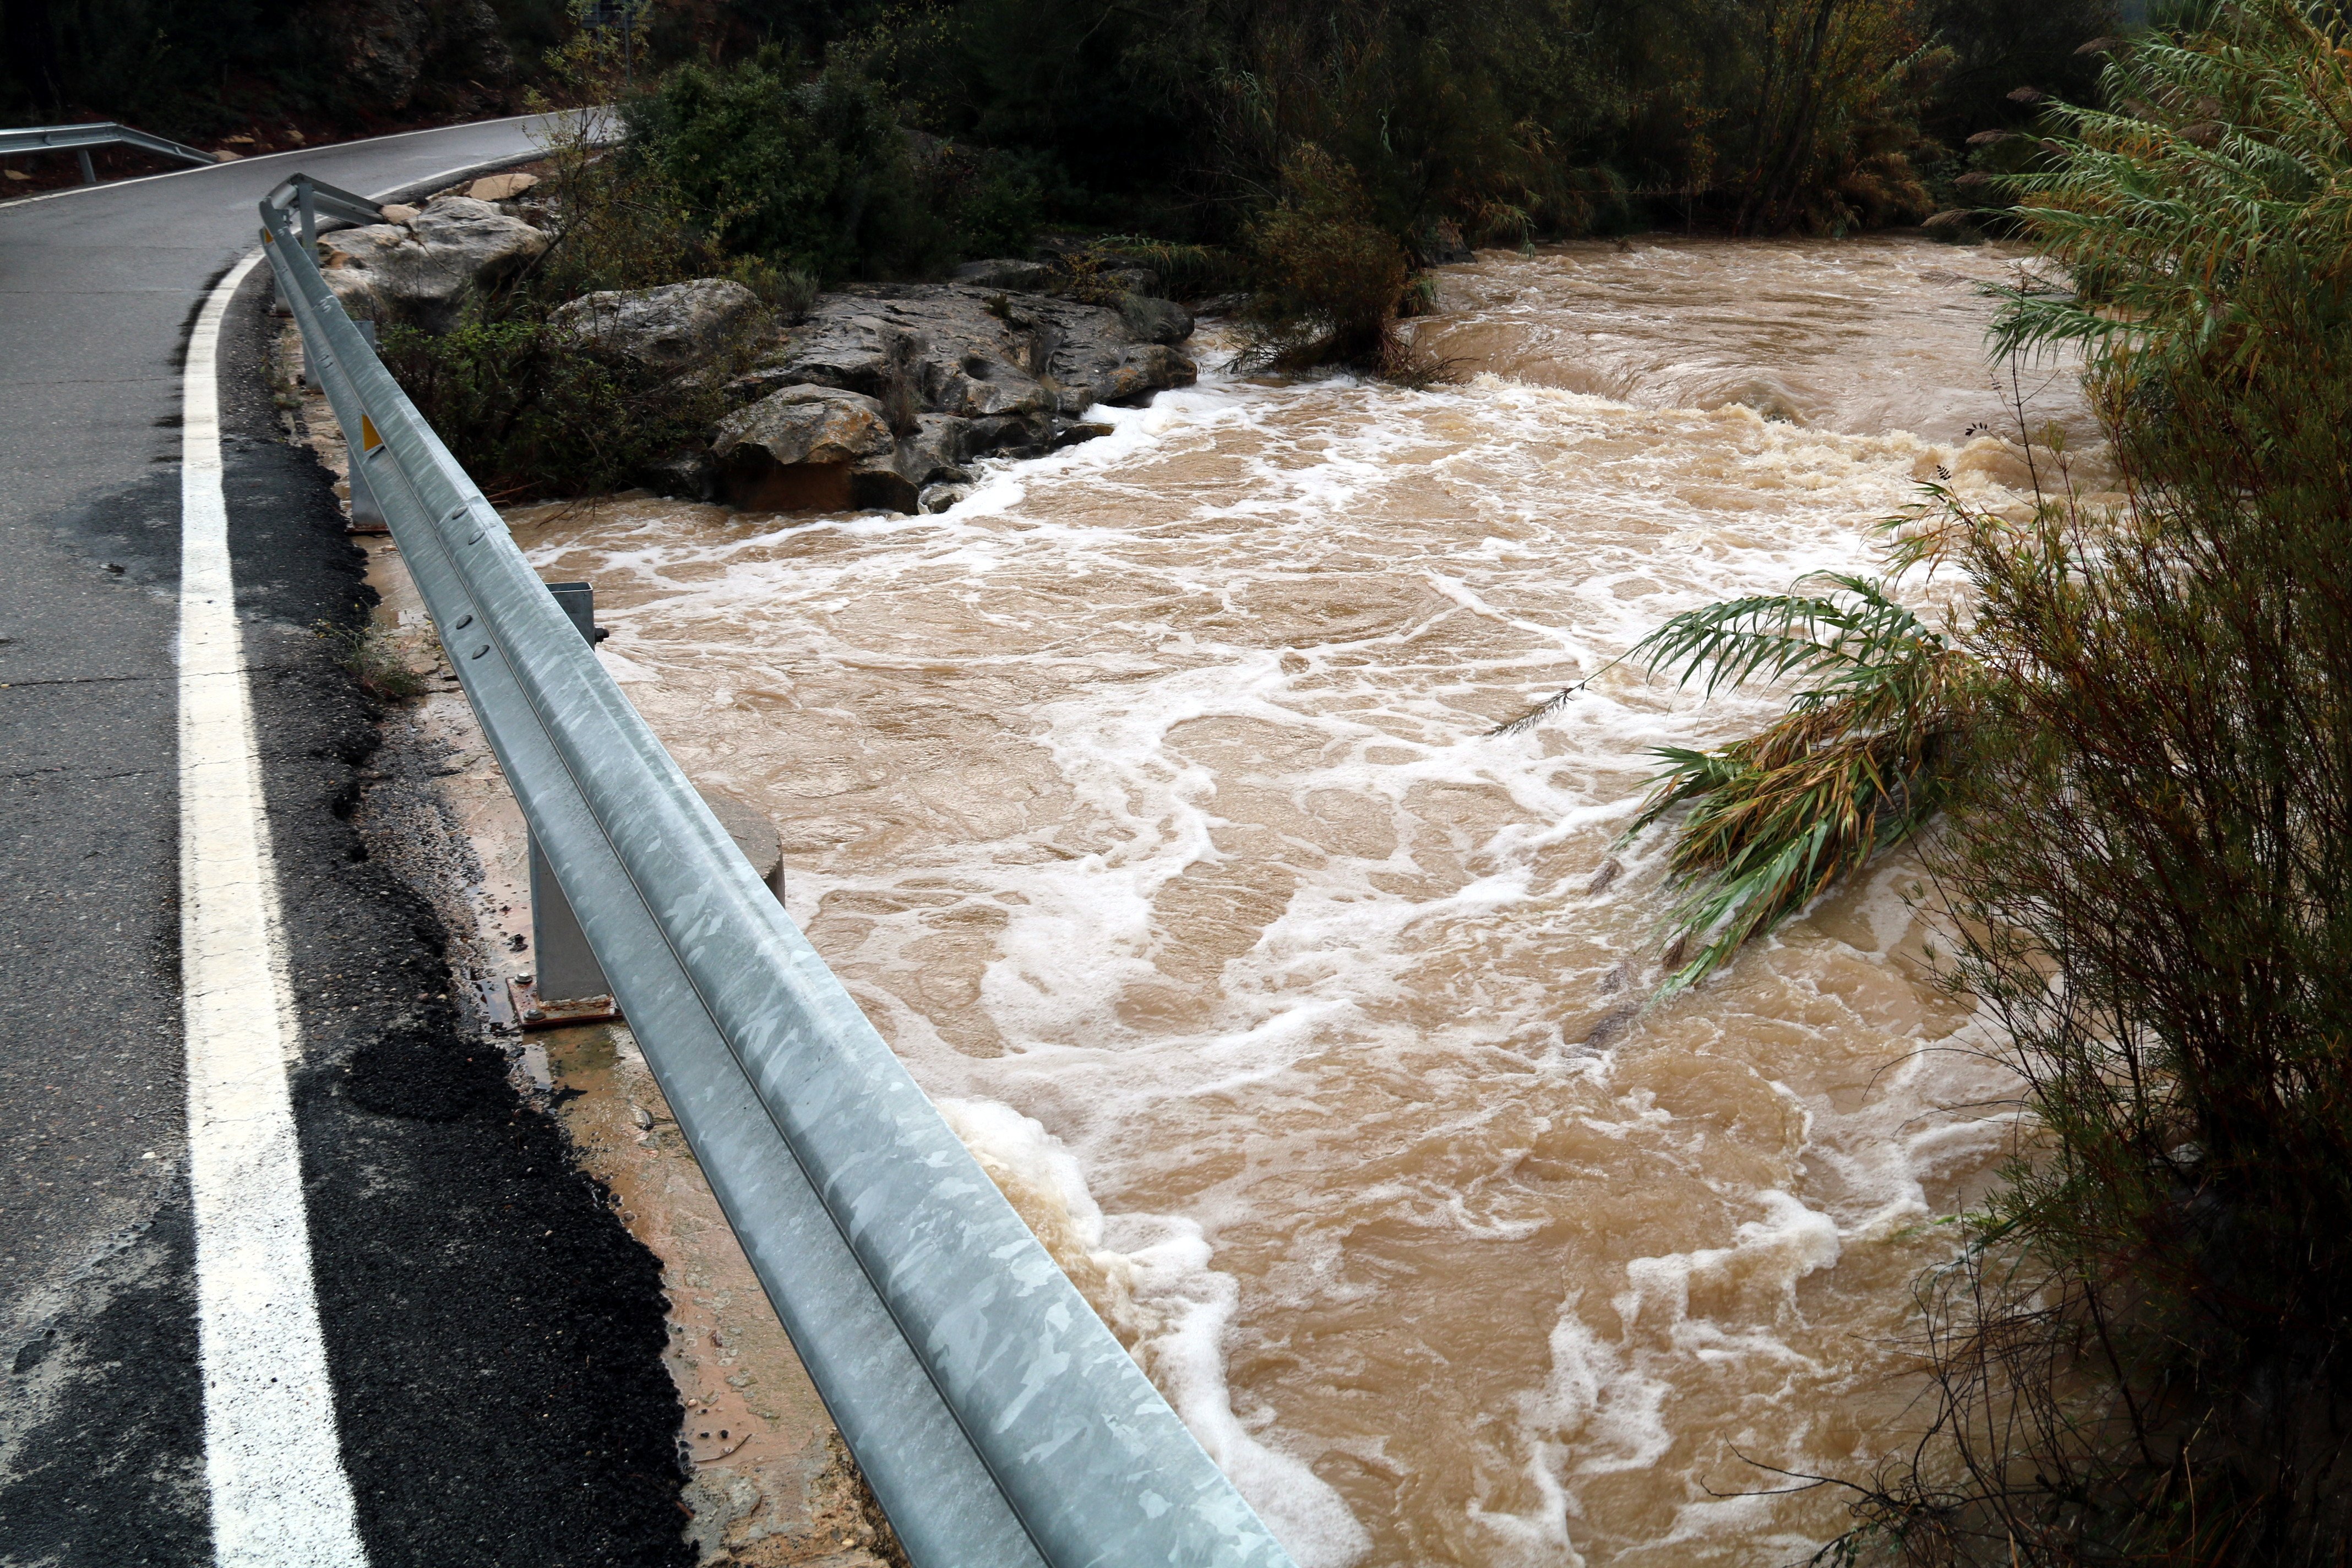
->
[359,414,382,454]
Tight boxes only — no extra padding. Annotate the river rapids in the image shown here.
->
[511,233,2086,1566]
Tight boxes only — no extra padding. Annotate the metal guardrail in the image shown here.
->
[257,173,1297,1568]
[1,121,220,183]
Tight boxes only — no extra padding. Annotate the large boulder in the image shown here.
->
[892,415,973,489]
[711,385,900,512]
[551,279,769,378]
[318,196,549,332]
[1118,292,1195,346]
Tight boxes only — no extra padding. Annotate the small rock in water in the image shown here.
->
[1579,1002,1640,1049]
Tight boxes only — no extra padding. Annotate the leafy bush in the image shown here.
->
[508,89,712,311]
[1234,146,1413,371]
[924,140,1049,258]
[622,51,950,282]
[379,319,732,501]
[1570,4,2352,1559]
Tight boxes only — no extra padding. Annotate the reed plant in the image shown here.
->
[1589,2,2352,1558]
[1618,575,1969,990]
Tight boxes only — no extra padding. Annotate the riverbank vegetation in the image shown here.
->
[1596,3,2352,1558]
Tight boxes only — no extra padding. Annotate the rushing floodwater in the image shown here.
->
[512,233,2077,1566]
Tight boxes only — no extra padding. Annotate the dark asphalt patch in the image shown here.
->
[0,1204,209,1568]
[214,247,693,1568]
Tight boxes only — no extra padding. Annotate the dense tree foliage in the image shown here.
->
[865,0,2113,241]
[4,0,2113,243]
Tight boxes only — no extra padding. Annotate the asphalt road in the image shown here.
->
[0,121,691,1566]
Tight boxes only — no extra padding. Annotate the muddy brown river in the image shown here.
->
[510,235,2077,1566]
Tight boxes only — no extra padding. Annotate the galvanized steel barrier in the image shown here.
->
[1,121,220,183]
[258,173,1295,1568]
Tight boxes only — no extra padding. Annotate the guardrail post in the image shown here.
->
[531,582,614,1004]
[347,462,388,532]
[75,148,94,184]
[298,178,317,257]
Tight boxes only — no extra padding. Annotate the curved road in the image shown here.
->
[1,121,690,1566]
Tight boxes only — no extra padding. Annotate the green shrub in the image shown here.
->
[1234,146,1413,372]
[928,141,1049,258]
[379,319,731,500]
[622,51,950,282]
[1086,235,1239,298]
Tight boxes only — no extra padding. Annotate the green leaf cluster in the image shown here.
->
[378,317,735,500]
[1624,575,1967,989]
[622,51,950,283]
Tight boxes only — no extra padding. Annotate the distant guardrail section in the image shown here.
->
[256,173,1295,1568]
[0,121,221,184]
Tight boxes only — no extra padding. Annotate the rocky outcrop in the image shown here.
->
[319,196,549,333]
[552,279,770,379]
[687,284,1193,515]
[763,285,1195,417]
[697,284,1191,513]
[711,386,902,512]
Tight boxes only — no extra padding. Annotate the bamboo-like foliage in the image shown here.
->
[1625,575,1969,989]
[1790,4,2352,1561]
[1990,0,2352,372]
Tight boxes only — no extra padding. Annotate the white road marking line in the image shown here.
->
[179,252,371,1568]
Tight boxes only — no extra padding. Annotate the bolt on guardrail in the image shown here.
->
[256,172,1297,1568]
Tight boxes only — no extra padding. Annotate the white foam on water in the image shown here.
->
[940,1096,1374,1568]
